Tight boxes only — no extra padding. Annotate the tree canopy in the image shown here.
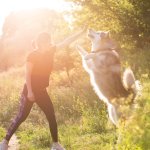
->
[66,0,150,47]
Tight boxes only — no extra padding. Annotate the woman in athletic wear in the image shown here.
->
[0,27,86,150]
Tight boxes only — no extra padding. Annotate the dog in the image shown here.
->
[76,29,140,126]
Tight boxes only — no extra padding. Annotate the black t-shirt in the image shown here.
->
[26,46,56,90]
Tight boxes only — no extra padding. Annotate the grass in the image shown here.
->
[0,127,5,141]
[0,61,150,150]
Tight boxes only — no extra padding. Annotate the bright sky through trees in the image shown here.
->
[0,0,71,34]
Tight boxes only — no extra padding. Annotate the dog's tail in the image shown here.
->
[123,68,141,99]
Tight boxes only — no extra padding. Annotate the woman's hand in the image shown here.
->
[79,25,87,34]
[27,91,35,102]
[56,25,87,50]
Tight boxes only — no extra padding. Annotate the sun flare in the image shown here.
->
[2,0,69,12]
[0,0,71,33]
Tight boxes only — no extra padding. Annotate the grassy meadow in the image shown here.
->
[0,0,150,149]
[0,48,150,150]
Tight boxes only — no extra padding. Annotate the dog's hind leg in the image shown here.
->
[107,103,118,126]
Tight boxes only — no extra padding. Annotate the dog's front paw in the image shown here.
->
[84,54,91,60]
[76,44,82,52]
[75,44,88,56]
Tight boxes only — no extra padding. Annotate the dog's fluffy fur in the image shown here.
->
[77,29,140,125]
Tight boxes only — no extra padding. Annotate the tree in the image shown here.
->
[0,9,70,71]
[65,0,150,48]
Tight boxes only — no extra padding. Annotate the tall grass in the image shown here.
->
[0,48,150,149]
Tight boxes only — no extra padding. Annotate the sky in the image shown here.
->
[0,0,72,34]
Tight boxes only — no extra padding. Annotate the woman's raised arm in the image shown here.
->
[56,26,87,50]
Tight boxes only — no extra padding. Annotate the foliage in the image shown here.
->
[0,63,150,149]
[0,1,150,149]
[0,127,5,140]
[17,124,51,150]
[66,0,150,48]
[0,9,70,70]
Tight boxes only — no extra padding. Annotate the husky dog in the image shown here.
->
[76,29,140,125]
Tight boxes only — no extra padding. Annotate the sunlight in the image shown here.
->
[0,0,71,34]
[1,0,70,12]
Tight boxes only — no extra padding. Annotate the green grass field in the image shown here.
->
[0,66,150,150]
[0,0,150,149]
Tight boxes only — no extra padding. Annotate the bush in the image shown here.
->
[17,124,51,150]
[0,127,5,141]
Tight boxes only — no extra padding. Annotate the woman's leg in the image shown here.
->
[35,89,58,142]
[5,86,33,142]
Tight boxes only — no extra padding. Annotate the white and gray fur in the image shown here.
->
[77,29,140,126]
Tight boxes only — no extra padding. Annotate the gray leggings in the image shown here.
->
[5,84,58,142]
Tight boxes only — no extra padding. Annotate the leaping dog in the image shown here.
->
[76,29,140,126]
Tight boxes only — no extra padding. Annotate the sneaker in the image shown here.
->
[51,142,65,150]
[0,139,8,150]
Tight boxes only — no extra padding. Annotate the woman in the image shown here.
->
[0,27,86,150]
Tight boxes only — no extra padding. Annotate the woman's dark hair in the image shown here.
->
[32,32,51,49]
